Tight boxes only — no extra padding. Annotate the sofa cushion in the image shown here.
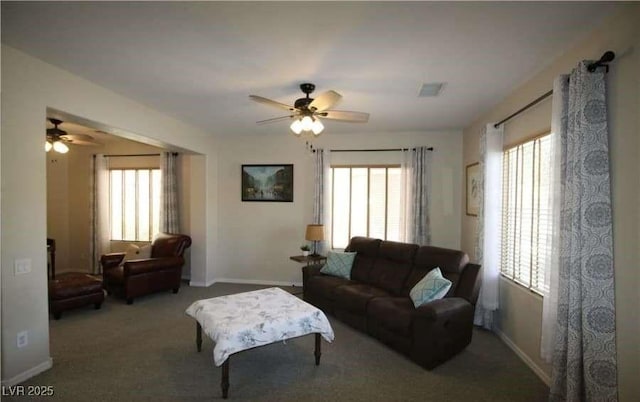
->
[409,267,452,307]
[369,241,418,295]
[320,251,356,279]
[333,284,391,314]
[367,297,415,336]
[306,275,354,301]
[345,237,381,284]
[117,244,149,267]
[404,246,469,296]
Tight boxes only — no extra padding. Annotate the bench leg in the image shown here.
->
[315,333,321,366]
[221,358,230,399]
[196,322,202,352]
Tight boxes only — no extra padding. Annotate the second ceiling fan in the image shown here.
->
[249,83,369,136]
[46,118,103,153]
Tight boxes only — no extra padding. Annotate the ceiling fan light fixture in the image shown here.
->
[45,141,53,152]
[300,116,314,132]
[290,119,303,135]
[53,141,69,154]
[251,83,369,137]
[311,119,324,135]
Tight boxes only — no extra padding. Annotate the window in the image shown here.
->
[500,134,552,294]
[110,169,161,242]
[330,166,402,249]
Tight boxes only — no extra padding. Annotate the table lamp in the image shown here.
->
[305,224,324,256]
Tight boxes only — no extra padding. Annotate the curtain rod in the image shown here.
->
[329,147,433,152]
[494,51,615,128]
[96,152,178,158]
[311,147,433,153]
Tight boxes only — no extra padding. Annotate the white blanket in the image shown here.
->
[185,287,334,366]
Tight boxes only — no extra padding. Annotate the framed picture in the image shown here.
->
[466,162,480,216]
[242,164,294,202]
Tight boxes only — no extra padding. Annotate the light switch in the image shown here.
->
[17,330,28,348]
[14,258,32,275]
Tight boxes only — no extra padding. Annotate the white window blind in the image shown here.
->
[331,166,401,249]
[110,169,161,242]
[501,134,552,295]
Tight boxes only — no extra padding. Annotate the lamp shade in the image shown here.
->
[305,224,324,241]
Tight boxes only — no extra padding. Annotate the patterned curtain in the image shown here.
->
[409,146,432,245]
[160,152,180,233]
[312,149,324,225]
[90,154,110,274]
[473,124,503,330]
[548,62,617,402]
[312,149,331,254]
[399,150,412,243]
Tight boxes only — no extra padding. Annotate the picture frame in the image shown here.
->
[241,164,294,202]
[466,162,480,216]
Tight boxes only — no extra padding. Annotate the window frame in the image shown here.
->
[109,167,161,242]
[329,164,401,249]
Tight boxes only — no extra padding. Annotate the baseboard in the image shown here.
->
[494,328,551,386]
[213,278,303,288]
[189,278,216,287]
[1,358,53,387]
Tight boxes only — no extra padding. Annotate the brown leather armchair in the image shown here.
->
[101,233,192,304]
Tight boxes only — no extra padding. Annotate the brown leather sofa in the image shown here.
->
[101,233,192,304]
[303,236,481,369]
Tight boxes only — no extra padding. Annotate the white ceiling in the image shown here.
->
[2,2,620,138]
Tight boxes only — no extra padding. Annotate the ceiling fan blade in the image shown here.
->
[308,90,342,112]
[256,115,296,125]
[62,138,103,146]
[318,110,369,123]
[249,95,295,111]
[61,133,95,142]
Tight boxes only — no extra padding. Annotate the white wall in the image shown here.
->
[0,45,219,385]
[460,5,639,400]
[216,130,462,286]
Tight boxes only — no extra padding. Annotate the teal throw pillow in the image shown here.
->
[320,251,356,280]
[409,267,452,307]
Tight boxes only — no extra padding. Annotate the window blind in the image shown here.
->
[501,134,552,294]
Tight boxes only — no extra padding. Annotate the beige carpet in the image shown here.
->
[8,282,549,401]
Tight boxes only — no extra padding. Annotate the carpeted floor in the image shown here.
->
[8,283,549,401]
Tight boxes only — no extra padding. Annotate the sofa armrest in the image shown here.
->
[101,253,126,271]
[124,256,184,276]
[413,297,473,321]
[411,297,475,369]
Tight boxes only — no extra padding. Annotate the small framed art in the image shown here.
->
[466,162,480,216]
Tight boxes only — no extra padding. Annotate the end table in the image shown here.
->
[290,254,326,296]
[289,254,327,267]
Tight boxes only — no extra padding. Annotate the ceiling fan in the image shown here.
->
[46,118,102,153]
[249,83,369,136]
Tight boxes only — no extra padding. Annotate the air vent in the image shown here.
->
[418,82,445,97]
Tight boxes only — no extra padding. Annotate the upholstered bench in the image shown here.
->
[48,272,105,319]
